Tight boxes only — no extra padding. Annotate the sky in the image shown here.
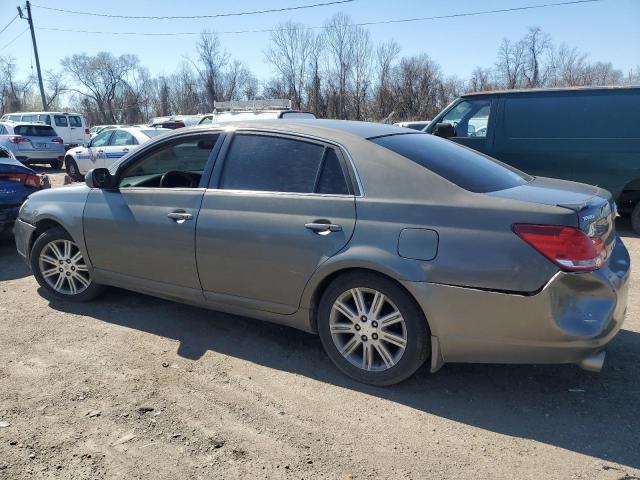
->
[1,0,639,84]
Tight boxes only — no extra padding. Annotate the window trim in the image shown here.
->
[207,129,362,197]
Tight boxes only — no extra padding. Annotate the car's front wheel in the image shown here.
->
[318,272,430,386]
[31,227,104,301]
[65,156,82,181]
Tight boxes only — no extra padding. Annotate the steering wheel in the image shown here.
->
[159,170,196,188]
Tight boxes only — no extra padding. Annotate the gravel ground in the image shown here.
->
[1,170,639,479]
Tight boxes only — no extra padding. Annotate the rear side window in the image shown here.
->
[371,133,531,193]
[54,115,68,127]
[21,115,37,122]
[69,116,82,127]
[38,114,51,125]
[505,91,640,139]
[220,134,349,194]
[13,125,57,136]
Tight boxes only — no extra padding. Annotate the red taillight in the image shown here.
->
[513,224,606,272]
[9,136,31,144]
[0,173,42,187]
[52,137,64,144]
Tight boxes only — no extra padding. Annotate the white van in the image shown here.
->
[0,112,90,148]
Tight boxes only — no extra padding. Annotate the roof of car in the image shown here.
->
[190,119,420,140]
[462,85,640,97]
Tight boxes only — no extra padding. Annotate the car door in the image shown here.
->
[83,132,221,299]
[82,130,113,171]
[104,130,138,168]
[196,132,357,314]
[53,115,71,145]
[68,115,85,145]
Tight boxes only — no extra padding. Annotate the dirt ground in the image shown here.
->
[1,169,639,480]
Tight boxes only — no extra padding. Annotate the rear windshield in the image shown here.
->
[13,125,57,137]
[370,133,531,193]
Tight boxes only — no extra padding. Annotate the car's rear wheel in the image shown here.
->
[50,159,63,170]
[65,157,82,180]
[317,272,430,386]
[31,227,104,302]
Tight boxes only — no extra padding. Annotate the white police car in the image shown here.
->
[64,126,169,179]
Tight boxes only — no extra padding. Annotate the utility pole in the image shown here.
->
[18,1,46,110]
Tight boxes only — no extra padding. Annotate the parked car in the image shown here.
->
[0,146,49,238]
[1,111,90,148]
[89,125,121,138]
[149,116,203,129]
[0,121,66,168]
[64,126,170,179]
[425,86,640,230]
[14,121,629,385]
[393,121,431,131]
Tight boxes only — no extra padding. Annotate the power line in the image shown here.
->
[0,14,19,35]
[0,27,28,52]
[31,0,356,20]
[35,0,605,36]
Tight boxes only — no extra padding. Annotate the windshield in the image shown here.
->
[370,133,531,193]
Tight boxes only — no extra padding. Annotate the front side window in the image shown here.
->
[119,134,219,188]
[90,130,112,148]
[440,99,491,138]
[111,130,137,146]
[54,115,68,127]
[220,134,349,194]
[69,116,82,127]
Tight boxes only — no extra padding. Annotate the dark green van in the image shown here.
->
[425,86,640,231]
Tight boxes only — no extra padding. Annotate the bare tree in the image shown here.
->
[44,70,66,109]
[62,52,139,123]
[323,13,355,118]
[495,38,526,89]
[522,27,551,87]
[350,25,372,120]
[468,67,496,92]
[264,21,316,108]
[195,30,229,109]
[305,34,325,116]
[374,39,400,120]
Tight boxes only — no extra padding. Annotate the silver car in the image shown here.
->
[0,121,66,169]
[14,120,630,385]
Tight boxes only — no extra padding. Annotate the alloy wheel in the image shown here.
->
[329,287,408,372]
[38,239,91,295]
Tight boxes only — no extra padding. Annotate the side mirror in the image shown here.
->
[433,122,456,139]
[85,168,114,189]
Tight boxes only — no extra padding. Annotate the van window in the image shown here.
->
[440,99,491,138]
[69,116,82,127]
[38,114,51,125]
[21,115,37,122]
[371,133,531,193]
[54,115,68,127]
[505,92,640,139]
[8,115,21,122]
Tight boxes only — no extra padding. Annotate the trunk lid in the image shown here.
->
[489,176,616,259]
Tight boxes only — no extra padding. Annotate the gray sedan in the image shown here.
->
[14,120,630,385]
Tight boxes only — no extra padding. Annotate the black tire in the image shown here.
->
[30,227,104,302]
[50,159,63,170]
[631,203,640,234]
[65,156,82,180]
[317,271,430,386]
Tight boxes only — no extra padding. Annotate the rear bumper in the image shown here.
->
[14,217,36,263]
[403,236,630,369]
[15,150,64,163]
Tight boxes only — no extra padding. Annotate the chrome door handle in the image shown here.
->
[167,211,193,222]
[305,222,342,233]
[97,149,104,153]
